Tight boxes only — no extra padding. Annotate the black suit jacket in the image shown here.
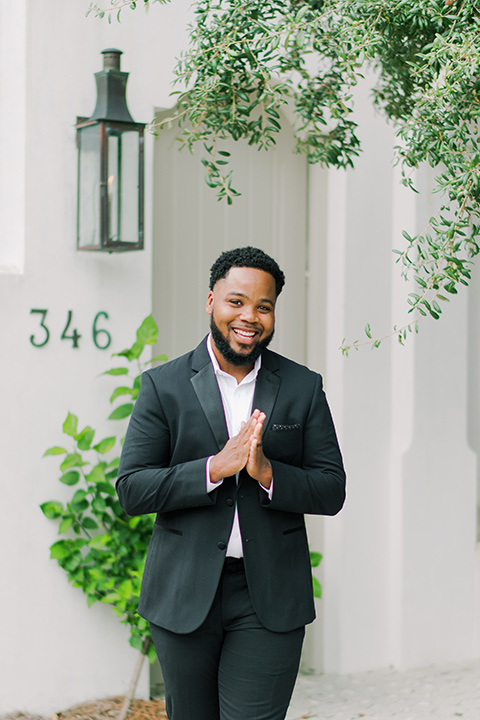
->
[117,337,345,634]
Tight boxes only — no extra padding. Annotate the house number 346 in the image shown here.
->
[29,309,111,350]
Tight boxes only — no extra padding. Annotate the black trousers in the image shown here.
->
[149,558,305,720]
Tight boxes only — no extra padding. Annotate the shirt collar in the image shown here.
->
[207,333,262,383]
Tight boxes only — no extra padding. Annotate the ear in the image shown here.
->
[206,291,214,315]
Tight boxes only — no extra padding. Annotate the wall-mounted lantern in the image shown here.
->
[76,49,145,252]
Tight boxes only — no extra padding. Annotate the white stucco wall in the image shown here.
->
[308,75,480,674]
[0,0,190,714]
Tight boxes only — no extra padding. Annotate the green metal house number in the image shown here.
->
[29,309,50,347]
[61,310,81,348]
[29,309,112,350]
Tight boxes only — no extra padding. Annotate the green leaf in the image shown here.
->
[309,551,323,567]
[64,552,82,572]
[132,375,142,399]
[77,427,95,451]
[43,446,67,457]
[102,591,121,605]
[60,453,88,472]
[295,4,309,22]
[92,497,107,514]
[63,412,78,438]
[93,436,117,454]
[295,30,306,48]
[40,501,64,519]
[50,540,72,559]
[114,342,143,361]
[89,534,112,549]
[108,403,134,420]
[113,317,157,362]
[136,314,159,346]
[103,367,129,376]
[86,463,106,484]
[59,517,74,534]
[110,387,133,404]
[96,481,117,497]
[147,642,157,663]
[60,470,80,486]
[82,517,99,530]
[71,489,89,512]
[312,576,322,599]
[118,579,133,599]
[130,634,144,651]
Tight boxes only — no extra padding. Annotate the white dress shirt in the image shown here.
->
[205,334,272,557]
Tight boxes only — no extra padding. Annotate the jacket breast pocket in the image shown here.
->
[266,424,303,464]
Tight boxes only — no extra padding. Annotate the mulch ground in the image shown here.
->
[1,697,168,720]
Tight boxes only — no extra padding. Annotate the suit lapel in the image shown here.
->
[190,339,229,451]
[252,350,281,429]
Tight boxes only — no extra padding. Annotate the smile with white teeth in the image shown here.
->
[233,328,257,341]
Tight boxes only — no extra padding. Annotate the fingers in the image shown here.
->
[252,415,264,441]
[211,411,266,481]
[246,421,272,489]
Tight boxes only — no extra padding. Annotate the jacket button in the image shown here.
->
[226,498,234,507]
[217,541,226,550]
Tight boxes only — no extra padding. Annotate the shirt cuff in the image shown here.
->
[206,455,223,492]
[259,477,273,500]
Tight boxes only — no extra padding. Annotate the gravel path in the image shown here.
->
[287,659,480,720]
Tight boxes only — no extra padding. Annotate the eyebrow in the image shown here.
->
[226,291,274,307]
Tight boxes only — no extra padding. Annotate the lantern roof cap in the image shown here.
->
[101,49,123,71]
[89,48,134,123]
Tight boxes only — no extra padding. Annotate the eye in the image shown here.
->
[229,299,242,306]
[258,305,272,313]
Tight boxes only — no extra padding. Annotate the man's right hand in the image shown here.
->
[209,409,263,482]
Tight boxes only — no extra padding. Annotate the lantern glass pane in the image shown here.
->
[77,125,100,249]
[107,129,140,245]
[107,134,119,242]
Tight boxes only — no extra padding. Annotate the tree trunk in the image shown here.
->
[118,637,151,720]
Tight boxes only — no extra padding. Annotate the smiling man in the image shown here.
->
[117,246,346,720]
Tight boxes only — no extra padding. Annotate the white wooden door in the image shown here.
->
[152,111,308,365]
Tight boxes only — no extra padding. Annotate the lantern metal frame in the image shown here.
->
[76,49,145,252]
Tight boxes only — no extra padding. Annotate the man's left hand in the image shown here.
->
[246,410,273,490]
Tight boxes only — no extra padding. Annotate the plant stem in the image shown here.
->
[117,637,151,720]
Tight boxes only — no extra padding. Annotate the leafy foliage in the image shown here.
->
[86,0,168,23]
[41,315,166,661]
[88,0,480,348]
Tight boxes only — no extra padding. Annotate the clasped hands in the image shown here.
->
[209,409,272,489]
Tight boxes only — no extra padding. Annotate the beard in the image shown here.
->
[210,314,274,366]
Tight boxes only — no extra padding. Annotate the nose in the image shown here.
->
[239,304,257,323]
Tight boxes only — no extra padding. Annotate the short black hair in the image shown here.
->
[209,246,285,297]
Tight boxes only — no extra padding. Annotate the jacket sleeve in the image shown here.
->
[261,374,346,516]
[116,371,215,516]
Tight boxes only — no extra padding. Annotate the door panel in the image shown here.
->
[152,112,307,365]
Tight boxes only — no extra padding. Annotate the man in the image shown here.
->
[117,246,346,720]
